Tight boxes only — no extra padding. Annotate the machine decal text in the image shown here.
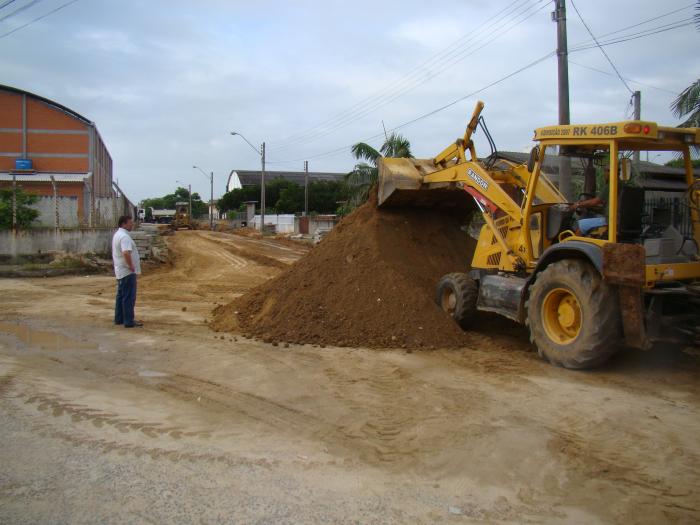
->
[468,168,489,190]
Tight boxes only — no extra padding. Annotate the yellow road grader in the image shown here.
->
[378,102,700,368]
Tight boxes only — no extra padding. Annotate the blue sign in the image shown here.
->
[15,158,33,170]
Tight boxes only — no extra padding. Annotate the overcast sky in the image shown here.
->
[1,0,698,202]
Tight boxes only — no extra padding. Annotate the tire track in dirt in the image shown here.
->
[153,372,425,466]
[197,231,306,267]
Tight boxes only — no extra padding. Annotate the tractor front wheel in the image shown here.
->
[527,260,621,369]
[435,273,478,329]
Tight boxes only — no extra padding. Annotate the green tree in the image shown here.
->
[217,185,260,214]
[671,79,700,128]
[141,187,207,218]
[309,180,348,214]
[664,158,700,169]
[669,2,700,130]
[0,188,39,229]
[345,132,413,208]
[264,178,296,212]
[275,183,304,213]
[217,180,348,216]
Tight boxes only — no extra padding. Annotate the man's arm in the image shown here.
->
[122,250,136,273]
[571,196,604,211]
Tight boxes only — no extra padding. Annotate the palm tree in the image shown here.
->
[669,1,700,155]
[345,132,413,208]
[671,79,700,128]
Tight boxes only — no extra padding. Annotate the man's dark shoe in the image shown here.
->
[124,322,144,328]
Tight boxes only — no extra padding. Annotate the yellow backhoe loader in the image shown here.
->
[378,101,700,368]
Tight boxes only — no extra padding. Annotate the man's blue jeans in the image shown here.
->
[114,273,137,327]
[577,216,607,235]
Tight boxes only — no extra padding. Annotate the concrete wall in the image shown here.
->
[31,195,79,227]
[296,216,338,235]
[20,194,132,229]
[251,214,295,233]
[95,196,118,227]
[308,217,337,235]
[0,228,113,257]
[0,181,88,223]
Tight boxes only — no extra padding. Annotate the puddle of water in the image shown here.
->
[138,370,168,378]
[0,322,98,352]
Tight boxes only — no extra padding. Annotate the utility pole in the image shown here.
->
[11,172,17,232]
[188,184,192,222]
[553,0,572,200]
[209,171,214,230]
[632,90,641,165]
[260,141,266,233]
[230,132,264,231]
[50,175,59,229]
[191,166,214,228]
[304,160,309,217]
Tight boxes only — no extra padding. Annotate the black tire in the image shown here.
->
[435,273,478,329]
[527,259,621,369]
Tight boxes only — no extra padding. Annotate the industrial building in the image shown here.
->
[0,84,133,226]
[226,169,346,192]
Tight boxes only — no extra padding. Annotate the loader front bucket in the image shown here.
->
[377,157,473,210]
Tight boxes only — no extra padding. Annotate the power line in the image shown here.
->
[268,0,550,152]
[271,6,696,167]
[569,19,695,53]
[0,0,78,38]
[569,0,633,94]
[569,3,695,47]
[0,0,44,23]
[267,8,696,165]
[0,0,19,11]
[269,1,546,153]
[268,0,532,150]
[569,60,679,96]
[267,51,555,165]
[269,0,686,155]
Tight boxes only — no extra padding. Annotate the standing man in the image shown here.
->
[112,215,142,328]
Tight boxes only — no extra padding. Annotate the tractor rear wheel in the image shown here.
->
[435,273,478,329]
[527,259,621,369]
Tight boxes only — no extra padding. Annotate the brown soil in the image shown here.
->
[212,195,476,348]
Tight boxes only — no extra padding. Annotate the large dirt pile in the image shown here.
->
[211,195,475,348]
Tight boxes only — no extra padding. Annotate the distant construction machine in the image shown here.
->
[378,101,700,369]
[171,201,193,230]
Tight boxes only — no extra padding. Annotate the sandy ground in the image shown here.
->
[1,230,699,524]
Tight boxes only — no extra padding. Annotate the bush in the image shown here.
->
[0,188,39,229]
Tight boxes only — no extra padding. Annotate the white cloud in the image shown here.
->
[75,29,139,54]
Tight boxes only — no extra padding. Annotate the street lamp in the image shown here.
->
[193,165,214,230]
[231,131,266,232]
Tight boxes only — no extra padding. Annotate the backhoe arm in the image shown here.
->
[434,101,485,168]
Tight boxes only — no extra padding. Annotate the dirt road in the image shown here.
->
[1,230,699,523]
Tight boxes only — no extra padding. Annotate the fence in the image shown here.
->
[643,195,693,238]
[32,196,80,227]
[22,194,133,228]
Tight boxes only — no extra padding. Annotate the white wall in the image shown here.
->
[27,195,133,228]
[31,196,79,227]
[0,228,113,257]
[251,214,295,233]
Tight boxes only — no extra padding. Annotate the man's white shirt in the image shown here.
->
[112,227,141,280]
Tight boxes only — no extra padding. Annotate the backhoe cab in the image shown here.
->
[378,102,700,369]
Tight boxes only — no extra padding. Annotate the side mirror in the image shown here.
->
[527,146,539,173]
[620,157,632,181]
